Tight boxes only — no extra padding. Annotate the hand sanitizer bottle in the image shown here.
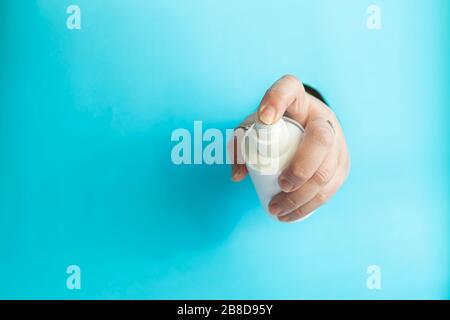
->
[242,117,304,214]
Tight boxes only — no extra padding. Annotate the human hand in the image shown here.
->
[230,75,350,222]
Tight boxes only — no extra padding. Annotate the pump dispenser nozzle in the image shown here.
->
[254,118,290,157]
[242,116,305,216]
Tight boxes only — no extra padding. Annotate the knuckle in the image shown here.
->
[290,164,310,183]
[312,167,332,186]
[316,192,329,205]
[310,124,335,148]
[266,87,287,103]
[283,74,302,87]
[283,193,301,209]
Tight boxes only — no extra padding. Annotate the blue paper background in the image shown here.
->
[0,0,449,299]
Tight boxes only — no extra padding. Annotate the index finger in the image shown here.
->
[258,75,309,126]
[278,117,336,192]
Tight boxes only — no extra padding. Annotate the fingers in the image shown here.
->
[228,128,248,182]
[258,75,309,126]
[250,75,350,222]
[277,161,348,223]
[231,74,309,181]
[268,141,339,215]
[231,164,248,182]
[278,117,336,193]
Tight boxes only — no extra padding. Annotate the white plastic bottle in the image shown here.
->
[242,116,304,215]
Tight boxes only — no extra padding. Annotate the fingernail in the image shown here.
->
[269,202,283,215]
[231,166,240,181]
[278,215,291,222]
[259,105,276,124]
[279,177,294,192]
